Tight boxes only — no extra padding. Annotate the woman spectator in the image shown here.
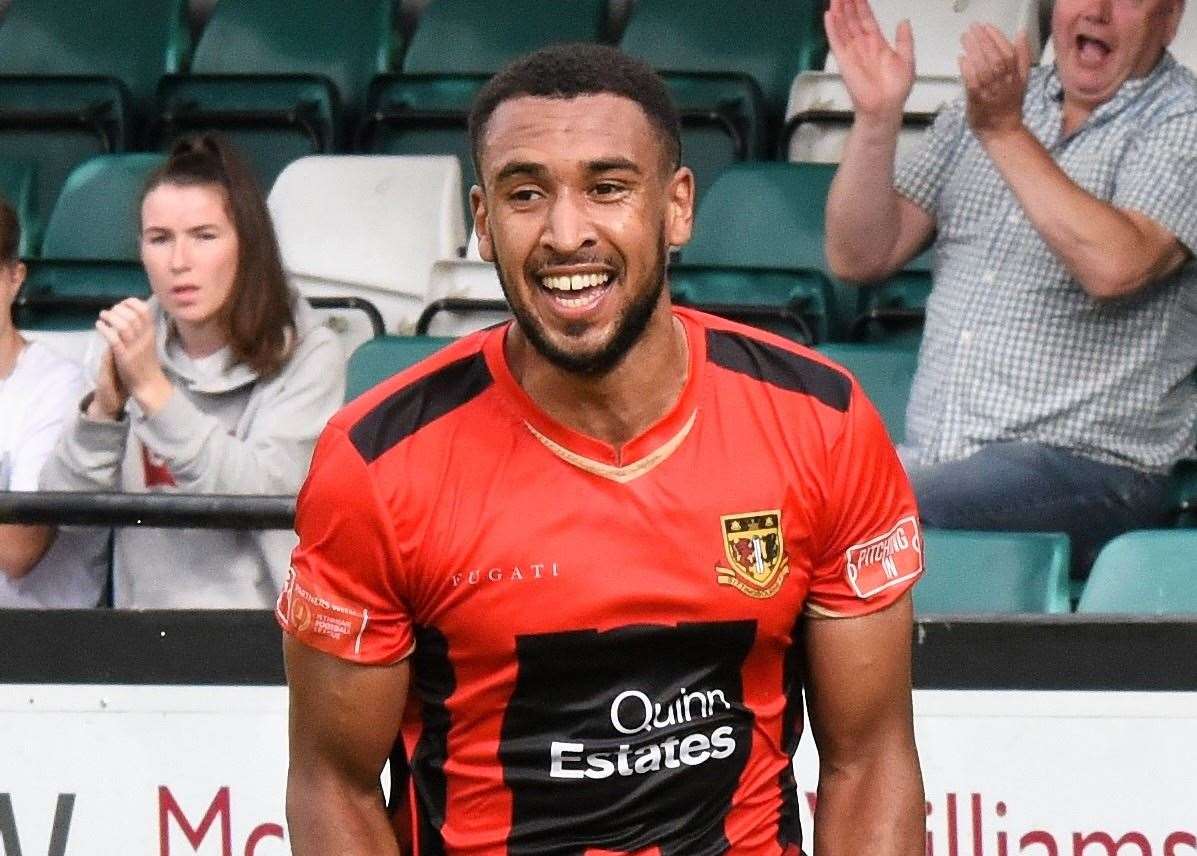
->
[0,195,104,607]
[42,135,344,608]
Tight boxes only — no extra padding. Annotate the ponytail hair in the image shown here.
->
[141,134,295,378]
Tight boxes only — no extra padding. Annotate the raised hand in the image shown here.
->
[94,297,173,416]
[825,0,915,124]
[88,341,129,421]
[959,25,1032,141]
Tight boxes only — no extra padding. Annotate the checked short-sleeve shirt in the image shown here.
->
[895,53,1197,474]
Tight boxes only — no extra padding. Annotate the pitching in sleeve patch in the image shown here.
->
[844,515,923,599]
[276,569,371,657]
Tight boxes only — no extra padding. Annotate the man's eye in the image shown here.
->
[511,189,541,202]
[594,183,622,196]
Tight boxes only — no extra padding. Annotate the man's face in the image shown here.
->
[1052,0,1183,110]
[472,93,694,376]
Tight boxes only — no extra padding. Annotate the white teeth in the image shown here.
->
[541,273,609,291]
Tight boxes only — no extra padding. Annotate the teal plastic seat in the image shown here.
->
[15,154,161,333]
[346,335,456,401]
[158,0,395,191]
[671,162,840,343]
[852,249,933,344]
[1077,530,1197,614]
[816,343,917,444]
[1170,458,1197,527]
[915,529,1072,615]
[0,157,39,257]
[361,0,607,214]
[0,0,189,233]
[621,0,825,190]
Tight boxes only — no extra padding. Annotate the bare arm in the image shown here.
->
[0,524,55,579]
[961,25,1189,299]
[823,0,936,282]
[805,593,924,856]
[284,637,410,856]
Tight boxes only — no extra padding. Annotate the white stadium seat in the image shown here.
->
[268,155,466,352]
[421,230,511,337]
[785,0,1043,163]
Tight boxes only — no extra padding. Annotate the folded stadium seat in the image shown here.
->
[360,0,608,215]
[620,0,825,199]
[0,0,190,239]
[16,154,161,362]
[267,155,466,353]
[1168,458,1197,527]
[0,157,40,257]
[670,161,848,344]
[345,335,456,401]
[915,529,1072,615]
[157,0,395,193]
[1076,530,1197,614]
[850,248,933,345]
[815,343,917,444]
[419,230,510,337]
[783,0,1042,163]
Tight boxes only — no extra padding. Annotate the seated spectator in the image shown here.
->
[0,197,106,607]
[41,135,345,608]
[824,0,1197,575]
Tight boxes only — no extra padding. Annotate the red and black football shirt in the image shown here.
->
[278,308,923,855]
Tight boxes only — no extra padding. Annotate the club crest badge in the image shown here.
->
[716,510,790,599]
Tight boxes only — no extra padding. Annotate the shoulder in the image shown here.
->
[328,327,495,465]
[19,342,84,406]
[1133,56,1197,127]
[685,309,855,416]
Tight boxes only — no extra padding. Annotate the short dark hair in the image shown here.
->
[141,133,295,378]
[468,43,681,180]
[0,195,20,263]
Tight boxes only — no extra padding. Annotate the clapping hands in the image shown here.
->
[825,0,915,125]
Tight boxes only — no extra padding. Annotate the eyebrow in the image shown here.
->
[492,157,644,185]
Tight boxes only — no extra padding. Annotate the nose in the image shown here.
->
[1082,0,1111,23]
[540,188,596,257]
[169,235,190,273]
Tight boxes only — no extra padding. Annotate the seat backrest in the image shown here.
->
[816,343,917,443]
[268,155,466,332]
[0,0,189,109]
[915,529,1072,614]
[827,0,1041,76]
[682,162,835,271]
[620,0,824,119]
[40,154,166,261]
[192,0,394,114]
[402,0,607,73]
[0,157,39,257]
[346,335,456,401]
[1077,530,1197,614]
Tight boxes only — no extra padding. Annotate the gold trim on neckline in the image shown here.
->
[524,409,698,484]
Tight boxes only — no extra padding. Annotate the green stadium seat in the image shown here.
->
[851,250,933,344]
[915,529,1072,615]
[671,161,842,343]
[1170,458,1197,527]
[158,0,395,191]
[0,157,39,257]
[360,0,607,214]
[15,154,161,338]
[346,335,455,401]
[620,0,825,194]
[0,0,189,234]
[1077,530,1197,614]
[816,343,916,444]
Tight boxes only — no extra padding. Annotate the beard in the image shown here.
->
[494,236,669,377]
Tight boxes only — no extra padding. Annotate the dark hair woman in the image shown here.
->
[42,134,345,608]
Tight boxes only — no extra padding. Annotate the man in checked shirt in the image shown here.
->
[825,0,1197,575]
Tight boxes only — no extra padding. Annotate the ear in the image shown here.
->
[665,166,696,250]
[470,184,495,262]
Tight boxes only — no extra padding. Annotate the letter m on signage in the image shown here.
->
[159,786,231,856]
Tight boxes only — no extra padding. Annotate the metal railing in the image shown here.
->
[0,491,295,530]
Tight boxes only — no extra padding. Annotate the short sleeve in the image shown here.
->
[893,97,968,215]
[276,424,414,664]
[805,383,924,618]
[8,356,83,492]
[1112,110,1197,252]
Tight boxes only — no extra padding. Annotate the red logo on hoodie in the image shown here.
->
[142,446,177,488]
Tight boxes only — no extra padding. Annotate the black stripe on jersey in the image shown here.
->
[776,616,806,853]
[349,353,493,463]
[411,625,455,856]
[706,329,851,412]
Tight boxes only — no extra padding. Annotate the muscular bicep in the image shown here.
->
[803,592,916,768]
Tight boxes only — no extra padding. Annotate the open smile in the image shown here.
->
[1075,33,1113,66]
[536,269,617,315]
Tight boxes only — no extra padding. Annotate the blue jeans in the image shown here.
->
[900,442,1172,577]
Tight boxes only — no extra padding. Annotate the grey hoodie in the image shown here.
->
[41,296,345,608]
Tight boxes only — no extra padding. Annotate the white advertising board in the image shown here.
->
[0,686,1194,855]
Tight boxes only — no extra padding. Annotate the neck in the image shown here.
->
[0,323,25,380]
[174,317,228,359]
[508,299,689,451]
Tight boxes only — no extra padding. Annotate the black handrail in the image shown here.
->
[0,491,295,529]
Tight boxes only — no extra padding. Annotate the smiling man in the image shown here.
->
[825,0,1197,577]
[280,44,925,856]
